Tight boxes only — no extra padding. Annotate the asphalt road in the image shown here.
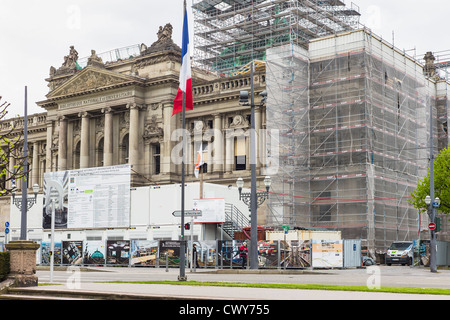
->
[37,265,450,289]
[33,265,450,301]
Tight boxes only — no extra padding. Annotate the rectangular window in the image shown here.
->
[153,144,161,175]
[234,137,246,170]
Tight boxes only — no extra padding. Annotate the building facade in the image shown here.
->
[0,24,449,254]
[0,24,269,240]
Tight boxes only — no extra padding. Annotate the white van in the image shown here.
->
[385,241,413,266]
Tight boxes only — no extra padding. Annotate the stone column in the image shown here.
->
[127,103,140,173]
[5,241,40,287]
[58,116,68,171]
[32,142,39,187]
[79,112,90,169]
[102,107,113,167]
[45,122,53,172]
[162,103,176,175]
[225,129,234,173]
[213,114,223,173]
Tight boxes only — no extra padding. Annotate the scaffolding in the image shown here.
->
[192,0,360,75]
[265,29,442,255]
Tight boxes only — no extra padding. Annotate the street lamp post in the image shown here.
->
[11,182,40,240]
[236,176,271,269]
[427,98,438,273]
[237,176,272,207]
[239,61,268,269]
[12,86,40,240]
[424,195,439,273]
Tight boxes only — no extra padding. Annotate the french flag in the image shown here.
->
[173,6,193,116]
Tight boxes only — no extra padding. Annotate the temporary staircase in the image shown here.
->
[222,203,250,239]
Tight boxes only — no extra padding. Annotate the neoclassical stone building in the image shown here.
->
[3,23,448,254]
[0,24,267,221]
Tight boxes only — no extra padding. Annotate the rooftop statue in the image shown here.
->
[141,23,181,55]
[87,49,105,68]
[50,46,80,77]
[63,46,79,69]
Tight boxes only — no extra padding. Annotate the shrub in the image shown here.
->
[0,252,10,282]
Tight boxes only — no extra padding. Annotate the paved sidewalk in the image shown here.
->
[21,281,450,300]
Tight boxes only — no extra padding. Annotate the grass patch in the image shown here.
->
[98,280,450,296]
[38,283,63,286]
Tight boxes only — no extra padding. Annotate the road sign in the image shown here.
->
[5,228,9,234]
[429,222,436,230]
[172,210,202,217]
[5,222,9,228]
[432,202,439,208]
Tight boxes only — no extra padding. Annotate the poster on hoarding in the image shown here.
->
[43,171,69,229]
[257,240,279,268]
[159,240,182,266]
[43,165,131,229]
[62,241,83,265]
[280,240,311,268]
[106,240,130,265]
[130,240,159,266]
[312,240,343,268]
[83,241,106,265]
[193,198,225,223]
[41,241,62,265]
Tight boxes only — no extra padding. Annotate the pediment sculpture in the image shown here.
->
[49,69,129,97]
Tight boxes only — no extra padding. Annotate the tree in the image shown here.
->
[409,147,450,215]
[0,96,27,195]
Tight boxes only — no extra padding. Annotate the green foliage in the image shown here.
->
[410,147,450,215]
[0,252,10,282]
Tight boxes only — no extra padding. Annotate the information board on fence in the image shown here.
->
[193,198,225,223]
[44,165,131,229]
[312,240,343,268]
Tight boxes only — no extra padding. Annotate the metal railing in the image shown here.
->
[223,203,250,238]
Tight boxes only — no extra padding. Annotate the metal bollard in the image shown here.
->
[165,252,169,272]
[193,251,197,272]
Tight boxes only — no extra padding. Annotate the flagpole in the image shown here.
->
[179,0,188,282]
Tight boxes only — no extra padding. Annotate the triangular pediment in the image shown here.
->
[47,67,142,99]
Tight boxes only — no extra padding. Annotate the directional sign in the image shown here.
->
[432,202,440,208]
[429,222,436,231]
[172,210,202,217]
[4,228,9,234]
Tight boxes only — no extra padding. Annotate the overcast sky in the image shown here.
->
[0,0,448,118]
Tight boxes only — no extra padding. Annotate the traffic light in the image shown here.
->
[435,217,441,232]
[184,223,190,230]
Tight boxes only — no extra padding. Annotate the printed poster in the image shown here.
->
[44,165,131,229]
[312,240,343,268]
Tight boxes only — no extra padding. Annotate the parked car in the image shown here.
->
[385,241,413,266]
